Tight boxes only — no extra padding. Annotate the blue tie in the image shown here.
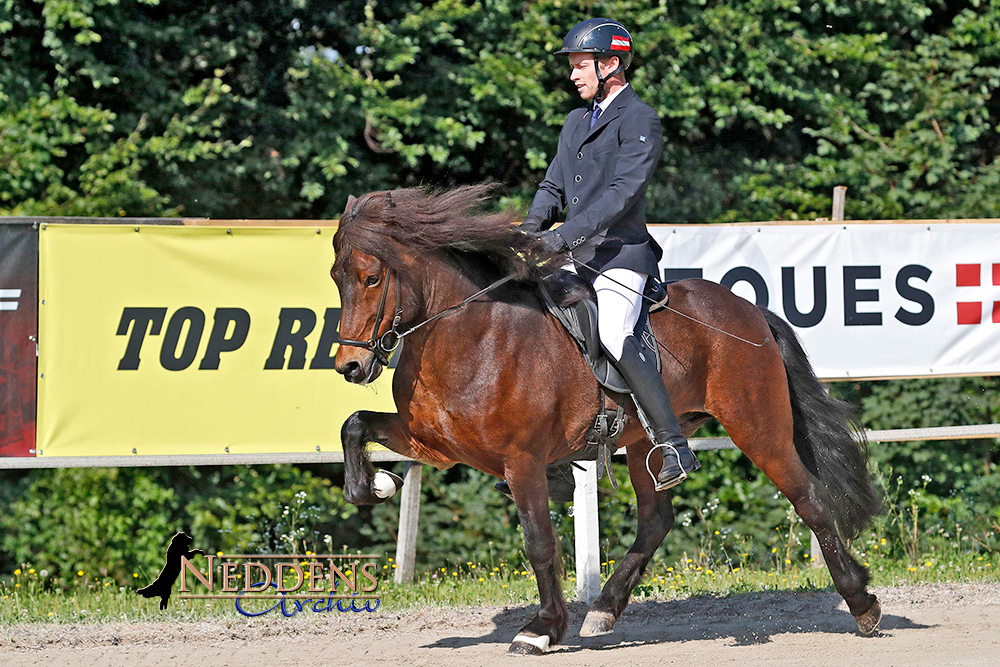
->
[590,105,602,129]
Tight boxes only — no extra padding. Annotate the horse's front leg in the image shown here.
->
[341,410,413,506]
[581,436,676,636]
[505,457,569,655]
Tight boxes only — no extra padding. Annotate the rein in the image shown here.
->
[337,268,517,366]
[563,255,769,348]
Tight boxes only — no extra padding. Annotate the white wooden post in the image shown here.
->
[393,462,422,584]
[832,185,847,221]
[806,190,846,568]
[573,461,601,604]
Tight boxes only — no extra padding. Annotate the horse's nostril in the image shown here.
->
[340,361,361,378]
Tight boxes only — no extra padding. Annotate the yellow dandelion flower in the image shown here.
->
[133,573,138,578]
[77,570,84,577]
[216,551,224,557]
[784,559,791,565]
[771,548,778,554]
[28,568,35,574]
[13,569,20,576]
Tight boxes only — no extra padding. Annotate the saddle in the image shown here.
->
[538,271,666,394]
[538,271,668,486]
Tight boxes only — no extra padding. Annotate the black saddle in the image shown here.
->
[539,271,665,394]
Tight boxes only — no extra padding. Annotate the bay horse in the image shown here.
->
[331,185,883,654]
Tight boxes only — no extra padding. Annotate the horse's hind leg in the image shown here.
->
[580,436,675,637]
[724,412,880,633]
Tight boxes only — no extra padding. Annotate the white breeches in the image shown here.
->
[565,264,647,361]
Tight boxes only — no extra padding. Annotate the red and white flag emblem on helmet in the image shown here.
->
[610,35,630,51]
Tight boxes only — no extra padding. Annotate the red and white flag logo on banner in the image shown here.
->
[610,36,630,51]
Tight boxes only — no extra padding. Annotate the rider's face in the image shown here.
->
[568,52,619,101]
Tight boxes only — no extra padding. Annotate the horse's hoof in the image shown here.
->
[580,610,616,637]
[372,469,403,499]
[508,633,550,655]
[855,598,882,636]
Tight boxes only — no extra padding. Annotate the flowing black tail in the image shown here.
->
[759,307,883,541]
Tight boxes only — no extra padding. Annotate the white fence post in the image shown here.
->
[832,185,847,221]
[393,462,422,584]
[573,461,601,604]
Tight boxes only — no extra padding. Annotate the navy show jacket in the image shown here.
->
[523,85,664,277]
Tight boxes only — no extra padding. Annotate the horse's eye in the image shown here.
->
[365,274,380,287]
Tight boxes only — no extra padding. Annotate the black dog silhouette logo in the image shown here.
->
[137,531,206,609]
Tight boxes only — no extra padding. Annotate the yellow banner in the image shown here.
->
[37,225,395,457]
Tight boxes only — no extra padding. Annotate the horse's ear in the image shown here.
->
[345,194,360,219]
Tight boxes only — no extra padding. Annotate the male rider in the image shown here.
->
[520,18,699,494]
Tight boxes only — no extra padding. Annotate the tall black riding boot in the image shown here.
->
[612,335,700,491]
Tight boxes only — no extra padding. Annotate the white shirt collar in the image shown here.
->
[597,82,630,112]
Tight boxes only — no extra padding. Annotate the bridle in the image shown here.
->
[337,268,403,367]
[337,266,517,367]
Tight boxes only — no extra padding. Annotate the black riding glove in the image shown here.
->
[521,216,545,233]
[536,230,569,257]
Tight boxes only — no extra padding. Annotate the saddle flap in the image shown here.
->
[539,276,661,395]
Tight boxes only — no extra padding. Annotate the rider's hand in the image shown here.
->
[536,230,569,257]
[520,216,545,233]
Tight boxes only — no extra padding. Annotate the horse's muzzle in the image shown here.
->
[337,357,383,385]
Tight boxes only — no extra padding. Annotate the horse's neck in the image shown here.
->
[415,253,499,316]
[405,253,542,338]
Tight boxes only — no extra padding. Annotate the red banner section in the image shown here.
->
[0,223,37,456]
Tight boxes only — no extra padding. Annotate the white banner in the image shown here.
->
[649,222,1000,379]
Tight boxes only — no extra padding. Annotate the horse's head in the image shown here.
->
[331,194,409,385]
[331,185,545,384]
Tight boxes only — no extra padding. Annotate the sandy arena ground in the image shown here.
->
[2,583,998,665]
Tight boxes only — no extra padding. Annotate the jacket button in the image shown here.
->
[574,175,582,183]
[571,197,579,204]
[577,152,583,159]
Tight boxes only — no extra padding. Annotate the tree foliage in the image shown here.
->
[1,1,998,575]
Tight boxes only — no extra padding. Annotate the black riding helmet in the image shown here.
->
[555,18,633,104]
